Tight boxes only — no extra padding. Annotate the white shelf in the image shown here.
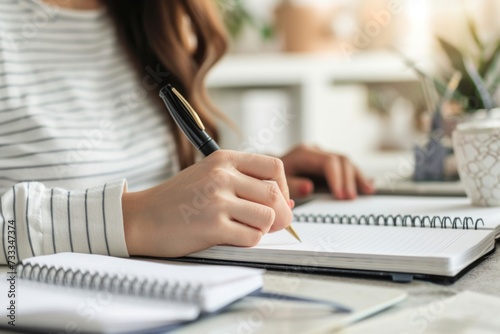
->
[207,51,418,87]
[206,52,421,174]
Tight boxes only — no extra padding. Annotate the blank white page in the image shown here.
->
[202,224,489,257]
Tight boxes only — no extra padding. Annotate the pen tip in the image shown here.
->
[286,226,301,243]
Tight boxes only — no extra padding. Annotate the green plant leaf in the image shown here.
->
[220,0,255,39]
[437,37,478,104]
[463,58,494,109]
[479,39,500,79]
[437,37,466,73]
[390,47,467,104]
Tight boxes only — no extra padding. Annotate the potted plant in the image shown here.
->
[397,12,500,182]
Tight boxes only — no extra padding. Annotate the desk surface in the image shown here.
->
[287,240,500,311]
[181,247,500,333]
[2,242,498,333]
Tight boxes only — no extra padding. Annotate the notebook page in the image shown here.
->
[13,279,198,333]
[193,224,494,276]
[250,224,487,257]
[293,195,500,233]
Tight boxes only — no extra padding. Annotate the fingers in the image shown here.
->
[287,176,314,198]
[355,167,375,194]
[285,145,373,200]
[226,151,290,202]
[228,198,275,234]
[325,156,371,200]
[220,218,265,247]
[324,155,344,199]
[233,173,292,232]
[342,157,357,199]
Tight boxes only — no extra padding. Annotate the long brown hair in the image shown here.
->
[103,0,228,169]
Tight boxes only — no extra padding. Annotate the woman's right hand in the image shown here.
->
[122,150,293,258]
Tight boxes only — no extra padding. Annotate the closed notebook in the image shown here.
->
[185,196,498,282]
[3,253,263,333]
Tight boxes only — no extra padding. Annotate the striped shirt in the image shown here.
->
[0,0,180,264]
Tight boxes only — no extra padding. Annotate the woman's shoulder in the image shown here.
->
[0,0,50,53]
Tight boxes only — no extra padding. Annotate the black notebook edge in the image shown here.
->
[164,244,496,285]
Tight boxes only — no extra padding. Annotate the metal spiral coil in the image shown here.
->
[16,263,203,304]
[293,213,485,230]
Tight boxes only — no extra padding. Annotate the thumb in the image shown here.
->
[287,177,314,198]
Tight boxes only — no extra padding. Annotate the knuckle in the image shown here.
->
[208,167,231,187]
[211,191,226,207]
[212,211,227,229]
[271,157,285,173]
[267,183,281,204]
[257,205,275,225]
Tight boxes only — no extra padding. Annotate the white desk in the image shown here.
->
[178,244,500,333]
[0,246,497,333]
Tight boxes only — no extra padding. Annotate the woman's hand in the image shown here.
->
[280,144,375,200]
[122,150,293,258]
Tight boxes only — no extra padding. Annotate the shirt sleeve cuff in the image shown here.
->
[102,179,129,257]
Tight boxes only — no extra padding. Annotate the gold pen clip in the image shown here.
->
[171,87,205,131]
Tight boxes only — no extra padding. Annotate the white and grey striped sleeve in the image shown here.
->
[0,179,129,264]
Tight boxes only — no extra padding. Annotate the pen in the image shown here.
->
[159,84,301,242]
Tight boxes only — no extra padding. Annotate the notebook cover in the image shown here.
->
[169,245,496,285]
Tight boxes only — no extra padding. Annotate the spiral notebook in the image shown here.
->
[7,253,263,333]
[184,196,498,283]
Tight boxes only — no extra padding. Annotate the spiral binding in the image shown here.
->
[293,213,485,230]
[16,263,203,304]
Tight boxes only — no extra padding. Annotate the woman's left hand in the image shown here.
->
[280,144,375,200]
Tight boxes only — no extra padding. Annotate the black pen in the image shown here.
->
[159,84,301,242]
[159,84,220,156]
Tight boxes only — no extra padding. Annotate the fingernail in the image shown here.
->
[288,199,295,209]
[300,183,312,196]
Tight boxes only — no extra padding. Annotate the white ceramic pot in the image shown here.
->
[453,119,500,206]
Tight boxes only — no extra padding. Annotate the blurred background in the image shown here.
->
[207,0,500,180]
